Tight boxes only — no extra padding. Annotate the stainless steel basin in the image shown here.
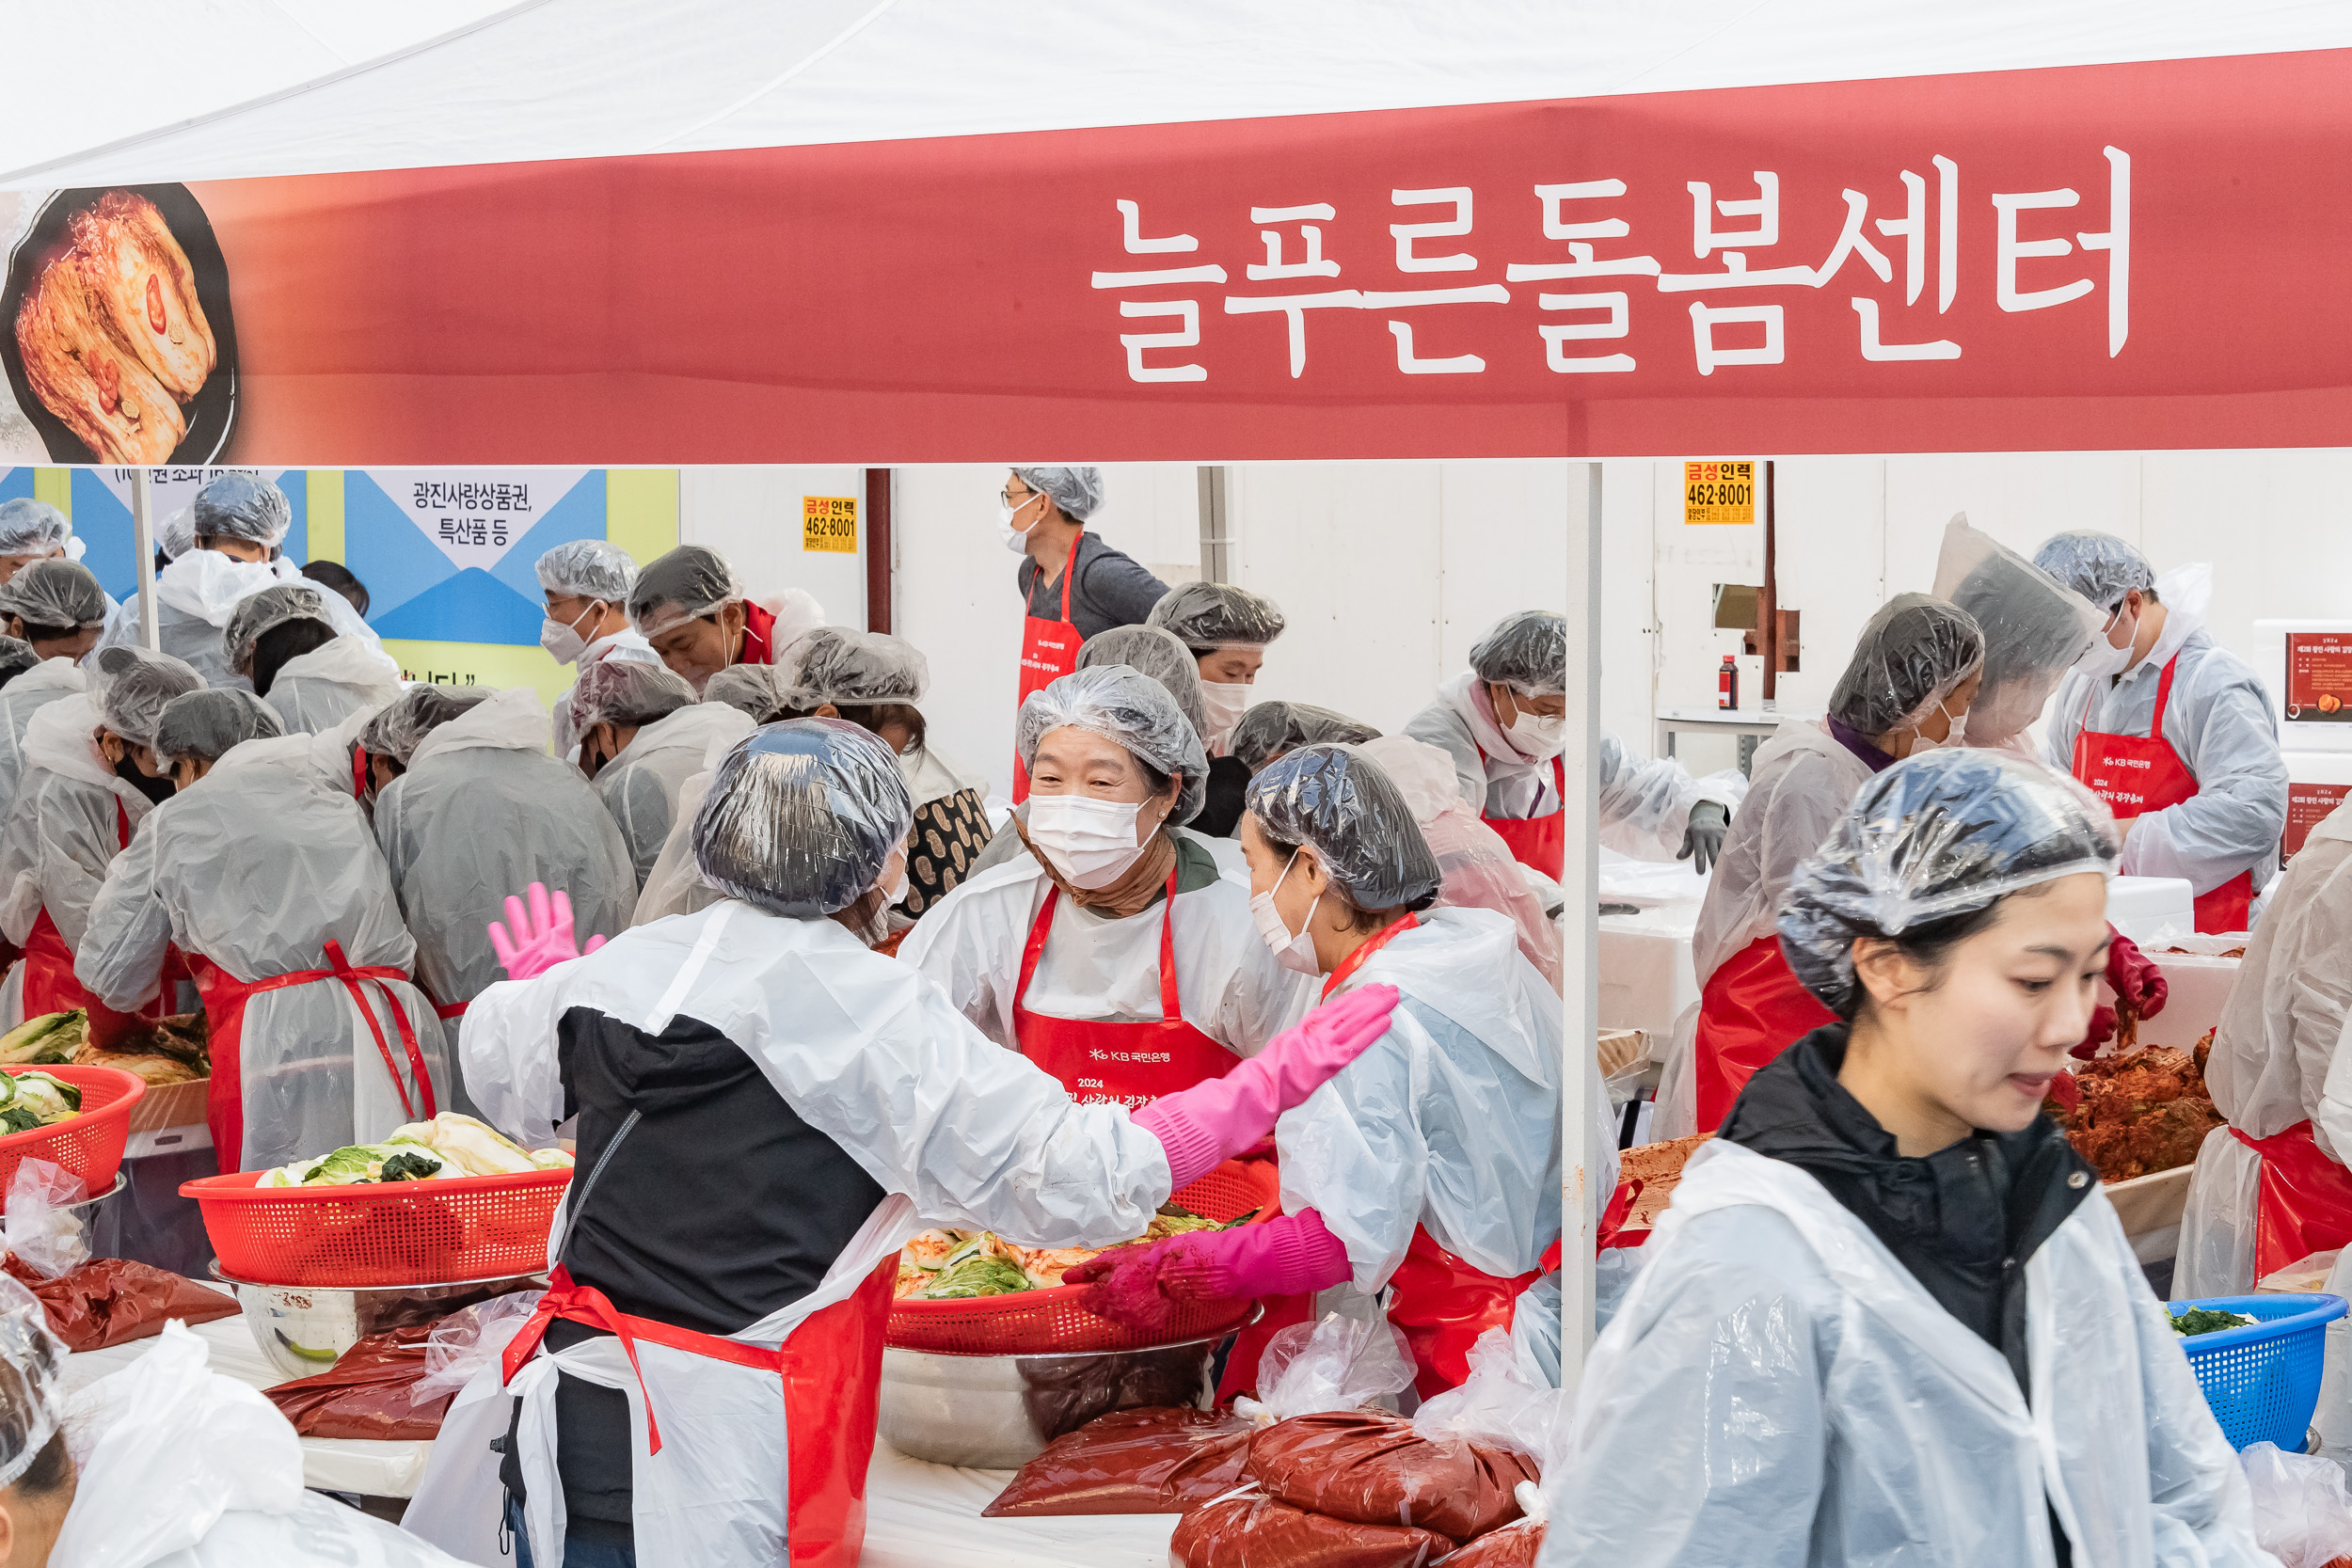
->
[879,1331,1229,1468]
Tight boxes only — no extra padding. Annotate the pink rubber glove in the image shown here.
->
[485,883,608,981]
[1063,1212,1352,1333]
[1131,984,1401,1190]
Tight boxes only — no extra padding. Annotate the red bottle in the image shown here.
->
[1718,655,1739,711]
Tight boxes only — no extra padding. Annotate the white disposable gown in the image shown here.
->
[101,550,377,692]
[78,733,447,1172]
[1276,907,1613,1294]
[51,1322,469,1568]
[458,900,1184,1568]
[0,693,162,951]
[551,627,660,763]
[591,702,754,889]
[0,657,87,827]
[373,689,636,1022]
[261,635,404,736]
[1403,673,1738,857]
[898,838,1312,1058]
[1537,1140,2273,1568]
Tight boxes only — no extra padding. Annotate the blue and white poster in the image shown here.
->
[347,467,599,645]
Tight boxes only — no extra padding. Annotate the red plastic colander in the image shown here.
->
[0,1066,143,1203]
[181,1166,570,1288]
[886,1159,1280,1355]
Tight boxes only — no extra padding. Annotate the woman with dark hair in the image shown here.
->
[222,583,402,736]
[1539,750,2270,1568]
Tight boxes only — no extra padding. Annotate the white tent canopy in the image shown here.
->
[10,0,2352,187]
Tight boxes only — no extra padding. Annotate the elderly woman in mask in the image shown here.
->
[901,665,1313,1107]
[1146,582,1287,833]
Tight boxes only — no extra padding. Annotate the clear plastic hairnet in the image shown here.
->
[192,472,292,548]
[1145,581,1287,652]
[1778,749,2118,1018]
[572,657,695,731]
[1076,625,1204,741]
[1468,610,1565,697]
[2032,530,2154,612]
[1827,593,1984,736]
[1231,701,1380,774]
[1932,516,2103,752]
[783,626,929,708]
[1009,465,1105,523]
[0,560,107,631]
[155,688,284,766]
[691,718,913,917]
[0,639,36,686]
[93,645,204,750]
[536,538,640,603]
[0,499,70,557]
[1017,663,1210,825]
[627,546,740,641]
[0,1275,65,1490]
[704,663,792,722]
[359,685,490,766]
[157,505,196,562]
[1247,742,1442,911]
[222,583,334,673]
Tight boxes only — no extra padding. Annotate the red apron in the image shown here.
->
[503,1259,896,1568]
[2232,1122,2352,1279]
[1477,749,1566,881]
[19,800,176,1050]
[1010,871,1233,1109]
[1011,537,1082,803]
[2070,653,2254,934]
[188,940,437,1172]
[1693,935,1838,1134]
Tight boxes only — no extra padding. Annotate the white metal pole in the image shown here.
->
[130,469,160,651]
[1558,460,1602,1390]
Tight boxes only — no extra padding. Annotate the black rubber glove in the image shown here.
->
[1678,800,1729,875]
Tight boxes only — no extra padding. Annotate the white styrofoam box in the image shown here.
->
[2255,619,2352,752]
[1597,902,1701,1039]
[2118,952,2239,1052]
[2284,751,2352,866]
[1597,854,1713,910]
[2106,876,2196,948]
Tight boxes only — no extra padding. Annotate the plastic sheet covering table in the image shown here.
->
[861,1438,1179,1568]
[58,1291,433,1498]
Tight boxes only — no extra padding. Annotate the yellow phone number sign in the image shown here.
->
[803,495,858,554]
[1683,461,1756,526]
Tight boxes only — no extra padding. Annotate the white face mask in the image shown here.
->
[1507,706,1566,759]
[882,850,911,907]
[2071,603,2140,684]
[1197,679,1252,753]
[538,601,600,665]
[1905,700,1958,755]
[1026,793,1152,889]
[1250,849,1324,975]
[999,491,1047,553]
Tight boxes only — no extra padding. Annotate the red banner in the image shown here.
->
[7,47,2349,465]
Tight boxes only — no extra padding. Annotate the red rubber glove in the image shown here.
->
[486,883,608,981]
[2106,929,2169,1018]
[2074,1005,2117,1060]
[1063,1212,1353,1333]
[1131,984,1401,1190]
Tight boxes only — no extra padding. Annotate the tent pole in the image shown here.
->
[864,467,894,634]
[131,468,159,651]
[1558,460,1601,1391]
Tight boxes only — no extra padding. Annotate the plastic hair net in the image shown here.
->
[0,639,36,686]
[535,538,639,603]
[157,505,196,562]
[222,583,334,673]
[1932,516,2103,751]
[704,663,792,723]
[359,685,490,766]
[572,657,695,732]
[783,626,929,708]
[1777,749,2119,1018]
[155,688,284,767]
[1827,593,1984,737]
[192,472,292,548]
[691,718,914,917]
[627,545,740,641]
[2032,531,2154,613]
[1469,610,1565,697]
[0,499,70,557]
[0,1275,65,1490]
[0,560,106,631]
[1009,465,1105,523]
[1232,701,1381,774]
[1247,743,1442,911]
[1146,581,1287,652]
[1076,625,1204,741]
[1017,663,1210,825]
[93,645,204,750]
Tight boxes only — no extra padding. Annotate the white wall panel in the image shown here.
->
[677,464,867,629]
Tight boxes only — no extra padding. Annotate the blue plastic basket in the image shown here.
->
[2169,1293,2345,1451]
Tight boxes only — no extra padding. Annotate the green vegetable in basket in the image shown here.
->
[918,1251,1034,1299]
[294,1142,453,1185]
[377,1150,444,1182]
[0,1011,85,1066]
[0,1107,40,1135]
[11,1073,81,1119]
[2169,1307,2256,1338]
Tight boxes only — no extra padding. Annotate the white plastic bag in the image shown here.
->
[413,1290,542,1403]
[3,1159,87,1279]
[1235,1313,1417,1425]
[2242,1441,2352,1568]
[1412,1326,1564,1458]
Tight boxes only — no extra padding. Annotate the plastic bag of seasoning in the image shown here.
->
[1,1253,237,1352]
[1438,1517,1545,1567]
[262,1323,451,1440]
[1247,1410,1537,1542]
[983,1405,1257,1517]
[1170,1486,1453,1568]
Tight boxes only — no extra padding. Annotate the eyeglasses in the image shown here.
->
[1000,486,1036,507]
